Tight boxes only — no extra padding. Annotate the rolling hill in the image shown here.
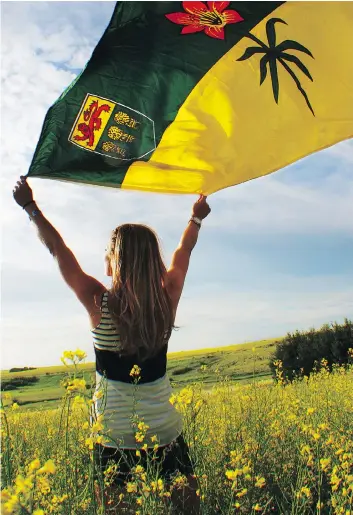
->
[1,338,281,411]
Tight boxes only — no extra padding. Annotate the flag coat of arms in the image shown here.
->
[27,1,353,195]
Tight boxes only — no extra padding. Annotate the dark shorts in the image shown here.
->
[93,433,194,486]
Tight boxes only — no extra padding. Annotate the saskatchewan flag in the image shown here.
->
[27,2,353,195]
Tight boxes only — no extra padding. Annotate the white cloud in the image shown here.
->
[208,168,353,235]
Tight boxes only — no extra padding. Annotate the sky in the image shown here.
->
[1,2,352,370]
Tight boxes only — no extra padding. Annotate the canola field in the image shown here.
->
[1,349,353,515]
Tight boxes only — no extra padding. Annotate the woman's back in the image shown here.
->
[92,291,169,384]
[91,290,182,449]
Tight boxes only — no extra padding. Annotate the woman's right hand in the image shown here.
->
[192,194,211,220]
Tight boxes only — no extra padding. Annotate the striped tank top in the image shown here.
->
[91,291,183,449]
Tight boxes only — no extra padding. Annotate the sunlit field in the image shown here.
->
[0,339,279,411]
[1,349,353,514]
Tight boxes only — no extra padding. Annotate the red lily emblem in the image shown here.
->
[165,1,244,40]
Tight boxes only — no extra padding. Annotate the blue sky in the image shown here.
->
[1,2,352,370]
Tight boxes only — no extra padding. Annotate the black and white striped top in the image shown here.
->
[90,291,182,448]
[91,291,168,384]
[91,291,121,351]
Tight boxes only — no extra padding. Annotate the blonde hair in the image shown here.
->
[105,224,174,360]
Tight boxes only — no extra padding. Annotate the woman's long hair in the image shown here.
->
[105,224,174,360]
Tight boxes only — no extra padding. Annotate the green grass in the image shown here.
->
[1,338,282,411]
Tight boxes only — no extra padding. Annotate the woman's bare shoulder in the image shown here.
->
[88,286,108,329]
[93,286,108,306]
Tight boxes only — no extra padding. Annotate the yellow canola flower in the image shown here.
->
[320,458,331,471]
[38,459,56,475]
[33,510,45,515]
[142,483,151,495]
[85,437,95,450]
[1,490,11,502]
[225,469,242,481]
[14,474,33,495]
[63,351,75,361]
[236,488,248,498]
[2,493,19,514]
[137,421,149,432]
[150,479,164,493]
[130,365,141,378]
[37,476,50,495]
[126,482,138,493]
[61,349,87,364]
[301,487,311,498]
[169,394,177,405]
[301,445,311,455]
[172,476,188,489]
[255,477,266,488]
[66,378,86,393]
[177,387,193,405]
[253,504,262,512]
[29,458,41,471]
[135,432,145,443]
[91,420,104,433]
[72,395,85,407]
[11,403,19,411]
[73,349,87,361]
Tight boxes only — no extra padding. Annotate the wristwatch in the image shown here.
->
[190,216,202,227]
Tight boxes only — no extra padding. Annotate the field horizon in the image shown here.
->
[1,337,281,411]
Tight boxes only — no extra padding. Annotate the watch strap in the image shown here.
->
[190,216,202,227]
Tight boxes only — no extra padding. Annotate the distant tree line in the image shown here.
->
[9,366,37,373]
[1,376,39,391]
[269,318,353,381]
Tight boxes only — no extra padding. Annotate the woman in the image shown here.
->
[13,176,211,514]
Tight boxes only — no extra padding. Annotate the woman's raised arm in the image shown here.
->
[12,176,104,310]
[167,194,211,310]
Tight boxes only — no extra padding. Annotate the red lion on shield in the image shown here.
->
[74,100,111,147]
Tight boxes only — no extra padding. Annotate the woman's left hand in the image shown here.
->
[13,176,34,208]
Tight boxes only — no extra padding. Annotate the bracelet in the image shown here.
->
[22,200,35,210]
[189,216,202,227]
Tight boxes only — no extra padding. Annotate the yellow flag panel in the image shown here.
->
[123,2,353,194]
